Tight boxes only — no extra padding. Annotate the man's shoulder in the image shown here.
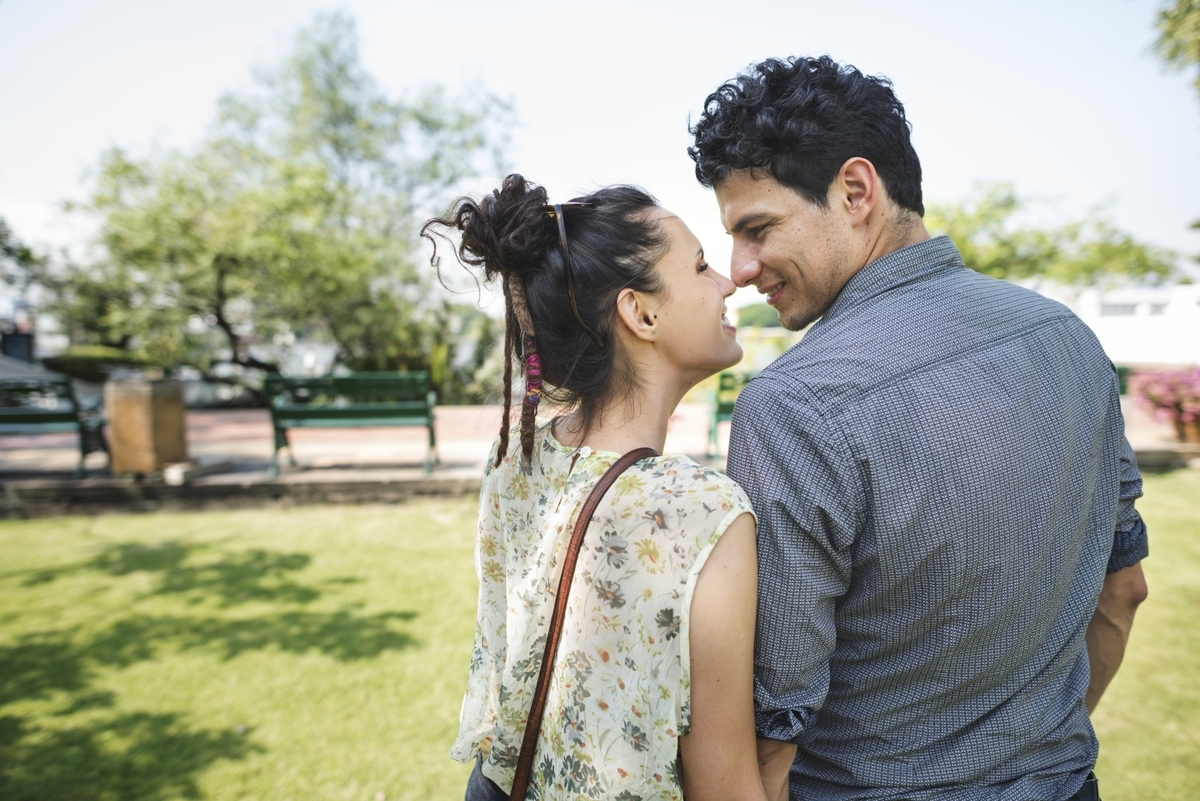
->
[772,266,1090,375]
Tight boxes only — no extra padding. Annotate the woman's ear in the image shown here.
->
[614,288,658,343]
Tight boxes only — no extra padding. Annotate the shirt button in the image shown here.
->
[579,446,592,458]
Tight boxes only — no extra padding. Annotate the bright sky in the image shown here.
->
[1,0,1197,309]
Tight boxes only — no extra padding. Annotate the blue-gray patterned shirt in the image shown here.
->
[728,236,1147,801]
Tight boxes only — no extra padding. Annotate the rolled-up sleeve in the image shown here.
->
[726,376,863,744]
[1108,435,1148,573]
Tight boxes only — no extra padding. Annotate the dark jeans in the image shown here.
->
[1066,772,1101,801]
[465,755,509,801]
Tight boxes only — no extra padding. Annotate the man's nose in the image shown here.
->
[729,245,762,288]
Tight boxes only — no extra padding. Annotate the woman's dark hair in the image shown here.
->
[689,55,924,216]
[421,174,668,465]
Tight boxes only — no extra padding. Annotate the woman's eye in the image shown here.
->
[698,261,709,273]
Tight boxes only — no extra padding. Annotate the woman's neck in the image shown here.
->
[555,371,689,455]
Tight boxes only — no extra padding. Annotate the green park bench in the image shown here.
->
[0,376,108,478]
[707,370,756,462]
[263,372,438,477]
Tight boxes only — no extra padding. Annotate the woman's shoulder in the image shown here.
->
[621,453,755,519]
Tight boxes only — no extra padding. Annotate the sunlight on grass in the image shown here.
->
[0,501,478,800]
[0,471,1196,800]
[1092,469,1200,801]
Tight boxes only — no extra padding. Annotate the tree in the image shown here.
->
[52,11,511,397]
[736,303,782,328]
[924,183,1177,287]
[1155,0,1200,266]
[1156,0,1200,98]
[0,217,45,321]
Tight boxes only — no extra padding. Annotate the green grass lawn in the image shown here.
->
[0,471,1196,800]
[0,501,478,800]
[1092,468,1200,800]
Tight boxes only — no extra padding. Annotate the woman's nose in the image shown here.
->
[716,269,737,297]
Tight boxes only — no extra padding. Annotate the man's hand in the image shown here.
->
[757,739,797,801]
[1085,562,1148,712]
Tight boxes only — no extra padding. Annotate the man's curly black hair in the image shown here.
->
[688,55,924,216]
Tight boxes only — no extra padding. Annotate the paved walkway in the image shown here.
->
[0,403,721,484]
[0,401,1193,481]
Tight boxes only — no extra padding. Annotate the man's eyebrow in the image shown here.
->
[730,212,773,234]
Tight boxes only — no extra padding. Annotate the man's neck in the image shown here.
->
[862,212,931,269]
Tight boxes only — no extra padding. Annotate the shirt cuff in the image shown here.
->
[754,705,816,745]
[1108,518,1148,574]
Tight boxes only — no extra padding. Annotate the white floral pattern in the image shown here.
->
[451,421,754,800]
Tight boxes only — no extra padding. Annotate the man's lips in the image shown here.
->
[760,282,785,305]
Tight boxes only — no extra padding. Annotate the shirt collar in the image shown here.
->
[819,235,964,325]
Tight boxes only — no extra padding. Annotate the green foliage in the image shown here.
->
[925,183,1178,286]
[736,302,782,328]
[0,218,44,288]
[1156,0,1200,98]
[49,11,511,398]
[41,346,152,383]
[0,218,46,320]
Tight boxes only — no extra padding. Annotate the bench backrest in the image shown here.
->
[712,371,756,419]
[263,371,432,407]
[0,376,78,413]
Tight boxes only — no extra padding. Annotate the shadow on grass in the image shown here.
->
[0,633,92,706]
[18,541,334,606]
[89,609,420,663]
[0,710,262,801]
[1,536,421,797]
[1,609,419,708]
[88,542,321,606]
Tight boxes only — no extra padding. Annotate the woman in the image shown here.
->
[424,175,771,800]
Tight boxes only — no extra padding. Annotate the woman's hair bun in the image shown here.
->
[421,173,666,467]
[431,174,553,283]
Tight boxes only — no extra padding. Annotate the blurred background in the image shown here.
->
[1,2,1198,799]
[2,0,1198,401]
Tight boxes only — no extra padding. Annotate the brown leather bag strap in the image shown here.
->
[508,446,659,800]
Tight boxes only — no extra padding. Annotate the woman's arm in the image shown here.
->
[679,512,771,801]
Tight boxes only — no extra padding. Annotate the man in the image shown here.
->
[688,56,1148,801]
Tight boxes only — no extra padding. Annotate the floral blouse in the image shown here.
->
[451,421,755,800]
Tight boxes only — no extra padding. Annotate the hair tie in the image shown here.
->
[523,336,542,408]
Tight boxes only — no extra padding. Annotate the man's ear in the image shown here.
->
[836,157,878,227]
[614,288,658,343]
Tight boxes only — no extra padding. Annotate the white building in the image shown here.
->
[1039,284,1200,368]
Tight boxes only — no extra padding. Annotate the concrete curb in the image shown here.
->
[0,476,481,519]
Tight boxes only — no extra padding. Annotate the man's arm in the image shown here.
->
[1085,562,1148,712]
[726,377,861,744]
[1085,422,1150,712]
[757,739,798,801]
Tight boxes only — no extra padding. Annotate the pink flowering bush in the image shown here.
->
[1129,366,1200,441]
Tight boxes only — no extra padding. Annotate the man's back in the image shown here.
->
[728,236,1146,800]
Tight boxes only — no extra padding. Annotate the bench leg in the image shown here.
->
[425,421,437,475]
[271,426,290,478]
